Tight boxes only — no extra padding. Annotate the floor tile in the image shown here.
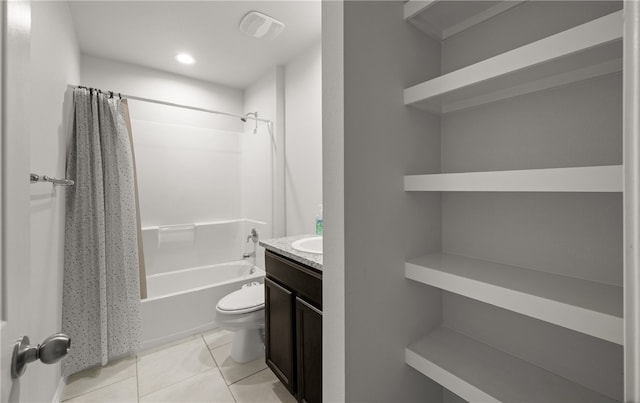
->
[140,369,235,403]
[137,334,201,357]
[63,357,137,400]
[229,369,297,403]
[63,377,138,403]
[137,337,216,397]
[202,328,234,350]
[210,343,267,385]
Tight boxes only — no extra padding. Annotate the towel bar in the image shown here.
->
[30,173,74,186]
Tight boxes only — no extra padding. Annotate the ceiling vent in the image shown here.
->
[239,11,285,40]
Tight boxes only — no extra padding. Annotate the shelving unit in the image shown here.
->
[404,165,623,192]
[400,1,627,401]
[406,327,618,403]
[406,253,622,344]
[404,10,623,114]
[404,0,526,41]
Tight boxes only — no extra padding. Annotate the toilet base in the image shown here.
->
[230,328,264,363]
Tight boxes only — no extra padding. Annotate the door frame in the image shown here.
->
[624,2,640,401]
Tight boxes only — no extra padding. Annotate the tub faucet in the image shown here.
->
[247,228,258,244]
[244,228,259,269]
[243,251,256,274]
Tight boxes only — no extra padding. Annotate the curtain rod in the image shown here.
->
[68,85,271,124]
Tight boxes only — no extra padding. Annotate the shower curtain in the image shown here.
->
[62,88,143,376]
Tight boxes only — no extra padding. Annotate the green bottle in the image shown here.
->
[315,204,323,236]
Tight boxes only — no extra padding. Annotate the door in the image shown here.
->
[295,297,322,403]
[264,277,295,392]
[1,1,33,402]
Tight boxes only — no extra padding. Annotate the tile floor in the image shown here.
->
[62,329,297,403]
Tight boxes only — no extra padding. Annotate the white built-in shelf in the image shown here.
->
[406,253,622,344]
[404,165,623,193]
[404,0,525,41]
[404,10,623,114]
[406,327,619,402]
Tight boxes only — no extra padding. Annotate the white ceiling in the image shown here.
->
[68,1,321,89]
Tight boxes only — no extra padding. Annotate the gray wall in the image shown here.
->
[444,293,624,401]
[441,75,622,173]
[322,1,345,400]
[441,1,622,73]
[342,2,443,401]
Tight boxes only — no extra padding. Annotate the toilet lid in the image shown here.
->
[217,284,264,314]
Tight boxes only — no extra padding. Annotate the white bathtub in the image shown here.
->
[141,219,268,276]
[140,260,265,350]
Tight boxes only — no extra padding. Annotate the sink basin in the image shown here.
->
[291,236,323,254]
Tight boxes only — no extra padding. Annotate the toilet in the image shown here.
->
[215,282,265,363]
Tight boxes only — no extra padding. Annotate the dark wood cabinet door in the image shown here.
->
[295,297,323,403]
[265,250,322,309]
[265,277,295,392]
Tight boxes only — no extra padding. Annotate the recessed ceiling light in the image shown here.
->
[175,53,195,65]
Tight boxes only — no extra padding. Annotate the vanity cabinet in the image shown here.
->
[264,250,322,403]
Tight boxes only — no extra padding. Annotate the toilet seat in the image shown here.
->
[216,284,264,314]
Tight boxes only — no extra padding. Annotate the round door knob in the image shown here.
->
[11,333,71,378]
[38,333,71,364]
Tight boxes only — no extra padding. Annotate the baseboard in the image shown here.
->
[51,376,66,403]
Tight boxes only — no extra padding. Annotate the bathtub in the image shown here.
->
[140,260,265,351]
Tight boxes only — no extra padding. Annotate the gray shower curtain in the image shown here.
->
[62,88,142,376]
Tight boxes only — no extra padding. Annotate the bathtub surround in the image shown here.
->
[141,220,267,277]
[62,88,142,376]
[129,117,244,226]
